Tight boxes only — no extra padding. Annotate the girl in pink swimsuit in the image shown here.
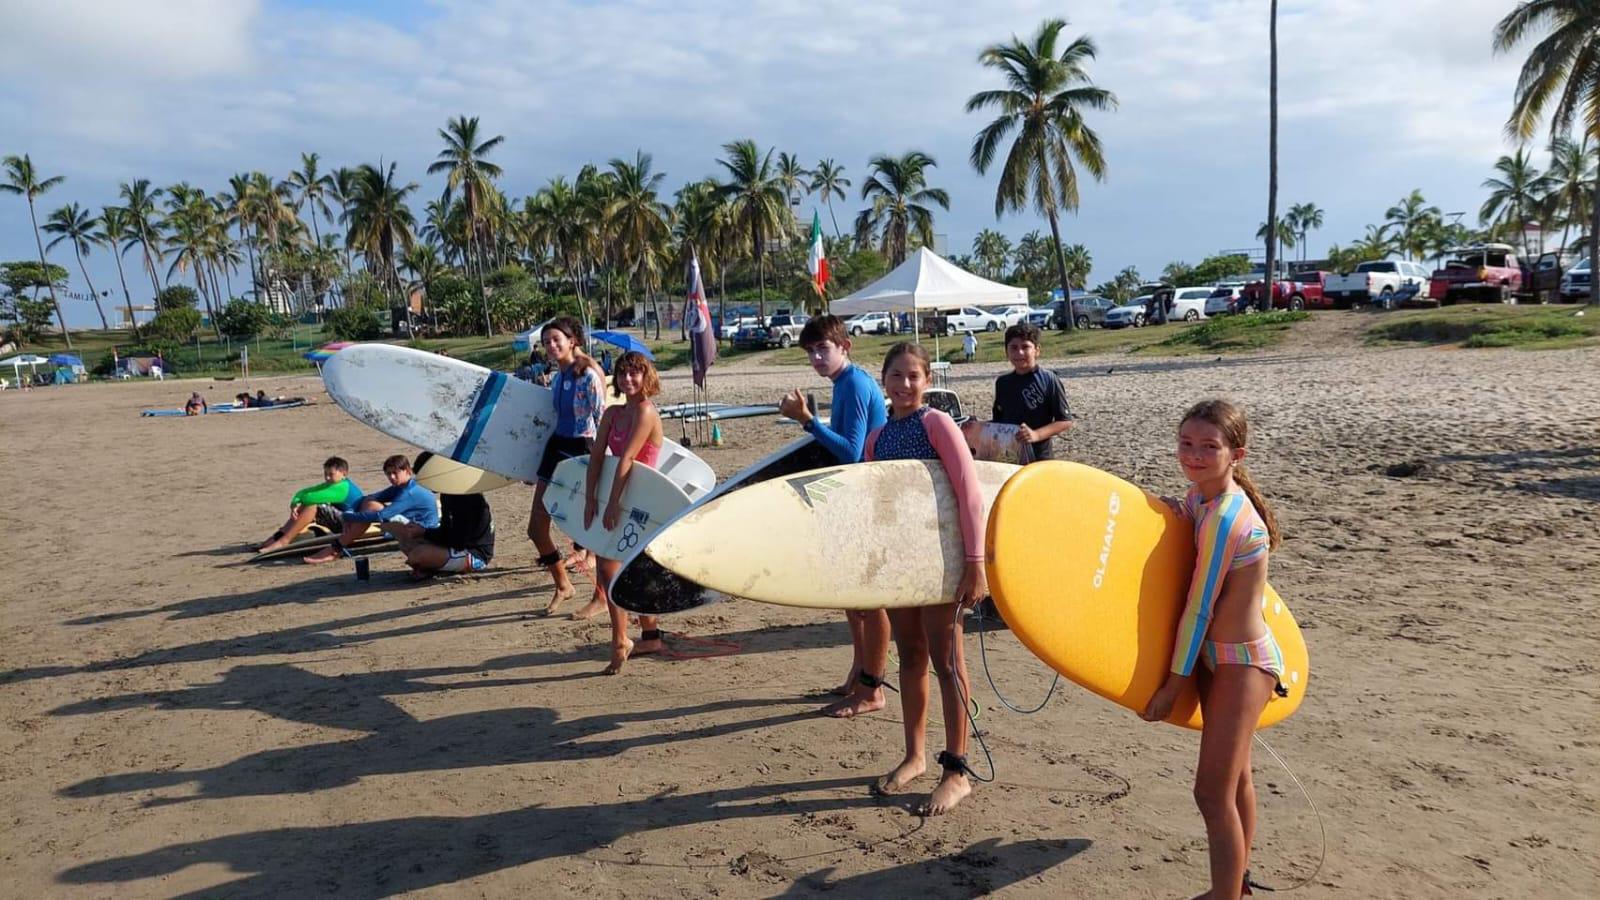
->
[578,351,665,674]
[866,342,987,817]
[1141,399,1283,900]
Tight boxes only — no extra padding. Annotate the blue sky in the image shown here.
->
[0,0,1545,327]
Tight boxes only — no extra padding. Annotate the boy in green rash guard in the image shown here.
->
[257,457,362,552]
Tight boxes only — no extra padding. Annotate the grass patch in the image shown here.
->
[1146,311,1310,353]
[1366,306,1599,350]
[759,322,1184,369]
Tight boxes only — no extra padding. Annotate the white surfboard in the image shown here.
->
[322,344,556,482]
[412,451,518,495]
[646,460,1018,609]
[542,455,692,560]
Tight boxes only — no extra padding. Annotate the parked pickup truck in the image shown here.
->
[1240,270,1332,310]
[1428,245,1523,304]
[1324,260,1432,308]
[732,312,810,349]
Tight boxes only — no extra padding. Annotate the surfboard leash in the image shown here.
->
[1244,733,1328,892]
[948,603,997,785]
[972,604,1061,715]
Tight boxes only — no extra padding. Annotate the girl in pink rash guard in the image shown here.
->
[865,342,987,817]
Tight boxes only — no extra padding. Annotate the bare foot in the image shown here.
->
[258,537,290,553]
[568,597,607,621]
[604,638,634,675]
[830,669,859,697]
[821,688,885,719]
[302,549,340,564]
[872,757,925,795]
[919,770,971,816]
[632,636,663,656]
[543,585,576,616]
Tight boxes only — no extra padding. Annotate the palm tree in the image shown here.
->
[1480,148,1548,253]
[1264,0,1280,309]
[43,203,110,329]
[855,151,950,266]
[164,191,226,333]
[675,179,732,327]
[345,162,419,299]
[716,139,789,320]
[1352,224,1396,262]
[1257,216,1297,272]
[1544,135,1597,255]
[1495,0,1600,300]
[1385,190,1442,260]
[95,206,142,338]
[606,151,673,338]
[809,159,851,238]
[776,152,810,214]
[972,228,1012,278]
[118,179,167,302]
[2,154,71,345]
[1288,202,1324,261]
[329,166,359,281]
[287,152,335,247]
[429,115,504,334]
[967,18,1117,331]
[1060,243,1092,290]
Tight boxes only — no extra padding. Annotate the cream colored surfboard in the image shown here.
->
[985,461,1309,730]
[413,452,518,495]
[645,460,1017,609]
[542,455,692,561]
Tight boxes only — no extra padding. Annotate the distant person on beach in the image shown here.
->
[573,351,666,673]
[183,392,206,415]
[866,341,987,816]
[527,317,605,613]
[257,456,364,552]
[992,323,1074,461]
[1141,399,1284,899]
[235,392,253,408]
[516,350,549,385]
[963,330,977,362]
[387,456,496,580]
[304,454,439,563]
[777,314,890,719]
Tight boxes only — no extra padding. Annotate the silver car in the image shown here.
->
[1103,296,1151,329]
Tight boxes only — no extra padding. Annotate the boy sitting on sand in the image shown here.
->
[388,491,495,581]
[992,323,1074,462]
[304,455,439,563]
[258,456,364,552]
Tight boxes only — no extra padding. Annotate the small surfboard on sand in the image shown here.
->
[985,461,1309,730]
[607,436,838,615]
[253,526,391,562]
[542,456,691,560]
[645,460,1017,610]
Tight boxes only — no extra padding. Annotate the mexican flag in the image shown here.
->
[806,210,829,294]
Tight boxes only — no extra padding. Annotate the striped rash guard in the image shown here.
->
[1170,486,1270,676]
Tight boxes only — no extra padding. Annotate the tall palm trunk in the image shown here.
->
[1045,209,1076,332]
[71,244,109,329]
[826,198,841,238]
[1590,167,1599,307]
[110,245,139,339]
[26,197,72,346]
[752,220,766,321]
[194,266,220,340]
[1263,0,1279,312]
[243,224,258,299]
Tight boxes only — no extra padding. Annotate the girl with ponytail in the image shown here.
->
[1141,399,1284,899]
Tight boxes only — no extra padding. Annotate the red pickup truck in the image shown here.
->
[1428,245,1522,304]
[1240,270,1331,310]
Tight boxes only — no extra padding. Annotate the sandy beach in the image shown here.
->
[2,316,1597,898]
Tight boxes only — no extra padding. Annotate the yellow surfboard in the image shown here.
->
[985,461,1308,730]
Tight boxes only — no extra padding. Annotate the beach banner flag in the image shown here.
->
[687,252,716,389]
[807,210,829,295]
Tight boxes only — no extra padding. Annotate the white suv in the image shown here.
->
[1204,285,1246,317]
[845,312,894,335]
[939,307,1007,335]
[1170,287,1213,321]
[991,304,1031,327]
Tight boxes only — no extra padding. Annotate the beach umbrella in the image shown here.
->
[303,341,352,364]
[588,330,654,359]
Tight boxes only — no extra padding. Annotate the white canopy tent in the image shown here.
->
[830,247,1025,319]
[1,354,49,385]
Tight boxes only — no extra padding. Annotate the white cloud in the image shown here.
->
[0,0,260,80]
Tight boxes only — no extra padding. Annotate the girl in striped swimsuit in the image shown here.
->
[866,342,987,817]
[1142,399,1284,900]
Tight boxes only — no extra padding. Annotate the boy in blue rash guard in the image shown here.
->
[305,455,439,563]
[779,314,891,719]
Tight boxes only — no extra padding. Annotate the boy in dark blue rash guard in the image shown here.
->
[304,454,439,563]
[778,314,891,719]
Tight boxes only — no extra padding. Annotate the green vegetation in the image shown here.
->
[1152,310,1309,352]
[1366,306,1599,349]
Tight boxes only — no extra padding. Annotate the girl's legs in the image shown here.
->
[634,615,662,656]
[876,607,929,794]
[831,612,867,695]
[923,601,972,815]
[527,482,575,612]
[822,610,888,718]
[594,558,632,674]
[1193,665,1276,900]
